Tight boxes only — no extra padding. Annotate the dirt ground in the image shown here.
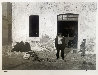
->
[2,45,96,70]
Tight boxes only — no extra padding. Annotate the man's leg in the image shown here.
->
[56,49,60,59]
[61,49,64,60]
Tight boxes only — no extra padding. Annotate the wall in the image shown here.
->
[2,2,12,45]
[12,2,97,53]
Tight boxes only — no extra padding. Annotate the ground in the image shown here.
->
[2,45,96,70]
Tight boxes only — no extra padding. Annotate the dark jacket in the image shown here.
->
[55,36,66,50]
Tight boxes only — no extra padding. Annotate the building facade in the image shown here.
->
[3,2,96,53]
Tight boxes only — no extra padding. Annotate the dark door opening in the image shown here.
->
[57,14,78,48]
[29,15,39,37]
[57,21,78,37]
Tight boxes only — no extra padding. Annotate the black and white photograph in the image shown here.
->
[1,1,97,71]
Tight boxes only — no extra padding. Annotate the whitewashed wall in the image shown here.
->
[12,2,97,53]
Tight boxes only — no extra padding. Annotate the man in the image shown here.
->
[55,33,66,60]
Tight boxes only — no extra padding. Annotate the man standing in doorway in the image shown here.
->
[55,33,66,60]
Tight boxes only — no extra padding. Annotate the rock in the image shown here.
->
[23,52,30,59]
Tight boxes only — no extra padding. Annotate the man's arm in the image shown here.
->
[55,37,57,49]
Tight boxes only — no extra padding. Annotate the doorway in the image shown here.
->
[57,14,78,48]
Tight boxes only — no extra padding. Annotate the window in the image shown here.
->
[29,15,39,37]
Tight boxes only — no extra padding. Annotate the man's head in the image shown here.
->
[83,39,86,42]
[58,33,62,37]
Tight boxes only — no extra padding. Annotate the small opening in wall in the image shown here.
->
[29,15,39,37]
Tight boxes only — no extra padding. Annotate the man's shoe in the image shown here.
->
[62,58,64,60]
[64,60,66,62]
[56,58,59,60]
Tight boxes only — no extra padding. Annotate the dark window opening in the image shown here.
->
[29,15,39,37]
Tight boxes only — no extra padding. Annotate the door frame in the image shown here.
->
[57,13,79,48]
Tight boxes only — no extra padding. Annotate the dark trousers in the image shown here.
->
[56,44,64,59]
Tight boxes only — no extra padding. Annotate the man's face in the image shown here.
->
[58,34,62,37]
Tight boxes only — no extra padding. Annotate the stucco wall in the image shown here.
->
[12,2,97,53]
